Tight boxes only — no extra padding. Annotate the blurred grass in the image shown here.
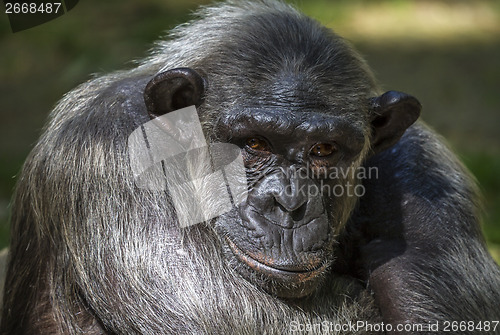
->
[1,0,499,263]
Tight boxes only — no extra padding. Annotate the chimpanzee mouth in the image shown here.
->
[226,237,329,282]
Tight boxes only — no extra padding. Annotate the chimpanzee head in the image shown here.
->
[144,9,420,298]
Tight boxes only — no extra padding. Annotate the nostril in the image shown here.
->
[273,195,308,222]
[274,198,287,212]
[290,202,307,222]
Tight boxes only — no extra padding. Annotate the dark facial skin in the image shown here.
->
[213,108,368,298]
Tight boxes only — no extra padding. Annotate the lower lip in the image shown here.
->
[226,237,328,282]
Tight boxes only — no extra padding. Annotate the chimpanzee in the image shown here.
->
[1,1,499,334]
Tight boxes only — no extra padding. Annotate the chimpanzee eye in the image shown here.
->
[246,137,271,152]
[310,143,337,157]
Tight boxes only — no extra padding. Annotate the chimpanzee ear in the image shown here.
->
[370,91,421,154]
[144,67,205,119]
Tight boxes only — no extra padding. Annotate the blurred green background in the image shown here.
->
[0,0,499,262]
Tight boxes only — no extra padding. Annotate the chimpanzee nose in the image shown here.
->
[244,164,325,228]
[273,188,307,213]
[274,194,308,222]
[272,167,309,221]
